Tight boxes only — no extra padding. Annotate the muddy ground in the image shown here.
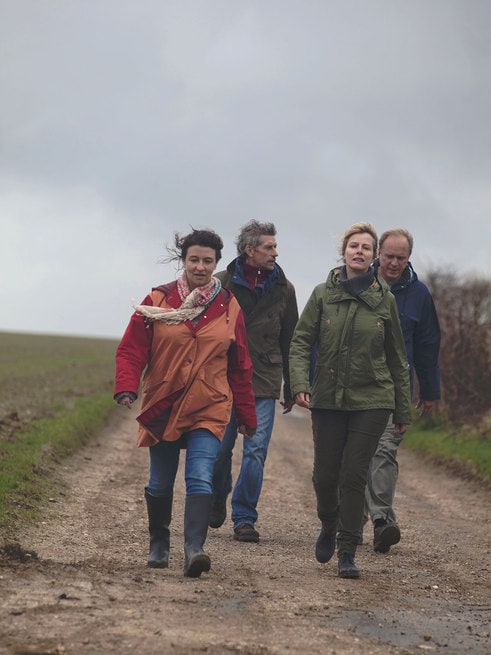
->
[0,407,489,655]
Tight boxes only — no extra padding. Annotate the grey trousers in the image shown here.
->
[365,416,405,524]
[311,408,391,555]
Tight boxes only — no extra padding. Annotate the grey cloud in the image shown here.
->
[1,0,490,337]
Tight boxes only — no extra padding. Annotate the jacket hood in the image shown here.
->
[373,260,418,291]
[223,258,288,300]
[225,257,288,284]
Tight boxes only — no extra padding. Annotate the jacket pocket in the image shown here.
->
[264,352,283,366]
[180,368,230,415]
[142,370,187,398]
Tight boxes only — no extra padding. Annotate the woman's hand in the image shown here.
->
[238,425,256,438]
[394,423,408,434]
[294,392,311,409]
[116,392,136,409]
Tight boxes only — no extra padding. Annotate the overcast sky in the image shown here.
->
[1,0,490,339]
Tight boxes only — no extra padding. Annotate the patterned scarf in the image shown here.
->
[134,273,221,324]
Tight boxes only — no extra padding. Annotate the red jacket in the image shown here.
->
[114,282,257,446]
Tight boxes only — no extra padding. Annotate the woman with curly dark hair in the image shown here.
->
[114,228,256,578]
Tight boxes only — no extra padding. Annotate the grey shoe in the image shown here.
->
[373,521,401,553]
[233,523,259,543]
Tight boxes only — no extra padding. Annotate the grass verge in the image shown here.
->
[0,392,116,539]
[403,416,491,486]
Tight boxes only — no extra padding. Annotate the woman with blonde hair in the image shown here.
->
[289,222,410,578]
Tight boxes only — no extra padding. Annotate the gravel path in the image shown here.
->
[1,407,489,654]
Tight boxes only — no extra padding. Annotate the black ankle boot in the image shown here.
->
[338,551,360,579]
[144,489,172,568]
[184,494,213,578]
[209,495,227,529]
[315,528,336,563]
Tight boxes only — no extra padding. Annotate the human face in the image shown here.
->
[343,232,375,277]
[183,245,217,290]
[378,235,411,284]
[244,234,278,271]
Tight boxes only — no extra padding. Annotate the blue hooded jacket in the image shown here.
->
[375,260,441,401]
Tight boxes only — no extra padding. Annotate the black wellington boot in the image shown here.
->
[144,489,173,569]
[183,494,213,578]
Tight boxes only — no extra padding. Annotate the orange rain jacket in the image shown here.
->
[114,281,257,447]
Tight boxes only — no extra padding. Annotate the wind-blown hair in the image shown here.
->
[165,228,224,264]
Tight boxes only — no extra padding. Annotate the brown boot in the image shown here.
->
[373,520,401,553]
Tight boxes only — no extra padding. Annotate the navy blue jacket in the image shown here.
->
[375,261,440,401]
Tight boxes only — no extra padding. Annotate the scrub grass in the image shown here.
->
[0,393,114,533]
[403,415,491,485]
[0,331,119,537]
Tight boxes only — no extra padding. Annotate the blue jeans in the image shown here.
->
[147,429,220,497]
[212,398,276,528]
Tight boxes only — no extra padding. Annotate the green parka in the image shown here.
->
[289,267,411,424]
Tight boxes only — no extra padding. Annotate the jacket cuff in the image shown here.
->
[114,391,137,403]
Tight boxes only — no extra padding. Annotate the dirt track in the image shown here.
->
[1,407,490,655]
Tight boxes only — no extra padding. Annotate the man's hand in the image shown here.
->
[416,399,436,417]
[294,392,310,409]
[280,398,295,414]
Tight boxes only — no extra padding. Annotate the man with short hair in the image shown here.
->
[209,219,298,543]
[365,228,441,552]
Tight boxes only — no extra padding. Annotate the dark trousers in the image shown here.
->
[311,408,391,554]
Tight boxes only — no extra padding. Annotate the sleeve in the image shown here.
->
[279,282,299,401]
[413,289,441,400]
[114,294,154,398]
[288,286,321,397]
[227,309,257,430]
[384,295,412,424]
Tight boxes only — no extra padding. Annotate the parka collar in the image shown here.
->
[373,259,417,291]
[226,257,287,287]
[326,267,389,310]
